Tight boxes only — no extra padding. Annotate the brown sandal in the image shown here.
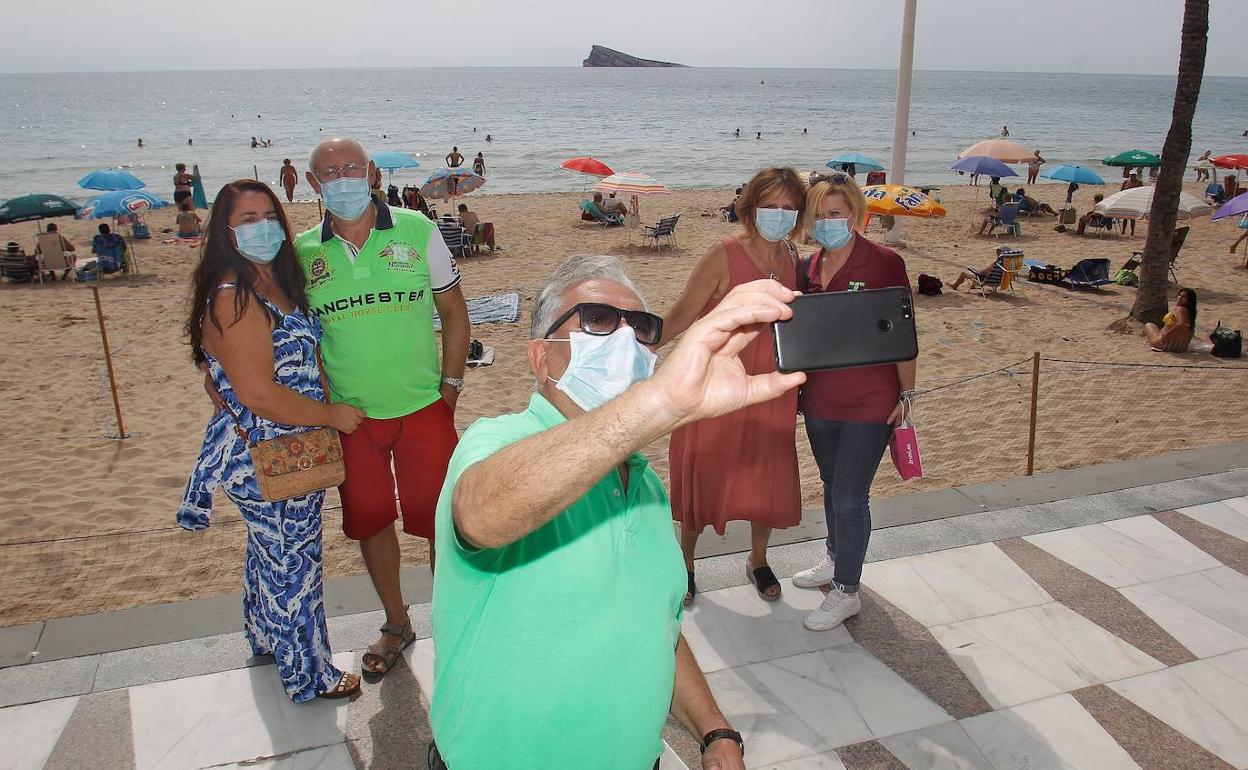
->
[318,671,361,700]
[362,617,416,681]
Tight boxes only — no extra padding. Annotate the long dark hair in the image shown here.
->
[1176,287,1198,325]
[186,180,309,364]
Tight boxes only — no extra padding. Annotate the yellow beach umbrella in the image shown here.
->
[861,184,947,218]
[956,139,1039,164]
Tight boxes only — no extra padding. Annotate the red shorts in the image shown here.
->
[338,398,458,541]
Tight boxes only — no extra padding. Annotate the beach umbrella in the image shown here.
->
[956,139,1038,163]
[949,156,1016,178]
[1211,191,1248,221]
[78,169,146,191]
[1039,164,1105,185]
[826,152,884,174]
[421,167,485,203]
[1102,150,1161,168]
[861,185,947,218]
[0,193,79,225]
[594,171,671,220]
[372,151,421,187]
[76,190,169,219]
[1210,154,1248,171]
[561,157,614,177]
[1094,186,1211,220]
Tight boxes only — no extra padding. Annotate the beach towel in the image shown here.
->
[432,291,521,331]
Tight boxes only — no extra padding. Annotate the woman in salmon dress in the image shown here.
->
[663,167,807,604]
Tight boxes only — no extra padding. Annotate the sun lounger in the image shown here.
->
[579,201,623,226]
[1064,258,1113,290]
[642,214,681,251]
[437,218,471,258]
[1130,226,1188,282]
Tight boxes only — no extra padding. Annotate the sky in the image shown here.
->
[2,0,1246,76]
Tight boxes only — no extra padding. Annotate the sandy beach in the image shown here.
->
[1,179,1245,626]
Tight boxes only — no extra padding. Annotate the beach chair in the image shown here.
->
[968,260,1008,296]
[579,200,623,226]
[996,247,1025,292]
[34,232,75,284]
[987,203,1020,238]
[1064,258,1113,290]
[437,219,471,259]
[0,243,36,283]
[1085,213,1116,237]
[642,214,681,251]
[1130,226,1188,282]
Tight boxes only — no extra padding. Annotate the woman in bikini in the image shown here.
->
[1144,288,1197,353]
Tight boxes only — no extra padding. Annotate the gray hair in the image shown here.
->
[530,254,646,339]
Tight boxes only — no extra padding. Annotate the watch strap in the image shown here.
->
[700,728,744,756]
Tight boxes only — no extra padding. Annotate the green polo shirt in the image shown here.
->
[431,394,686,770]
[294,202,460,419]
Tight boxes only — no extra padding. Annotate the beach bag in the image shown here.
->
[1210,322,1242,358]
[222,402,346,502]
[917,273,943,295]
[1114,268,1139,286]
[890,414,924,480]
[1060,207,1077,225]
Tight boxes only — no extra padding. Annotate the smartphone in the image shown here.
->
[773,288,917,373]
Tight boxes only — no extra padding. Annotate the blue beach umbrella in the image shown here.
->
[827,152,884,173]
[77,190,169,219]
[78,169,146,191]
[1040,165,1105,185]
[949,156,1016,178]
[371,151,421,171]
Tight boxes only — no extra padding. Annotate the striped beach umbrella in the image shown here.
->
[593,171,671,196]
[861,185,946,218]
[421,167,485,201]
[956,140,1038,164]
[1094,186,1210,220]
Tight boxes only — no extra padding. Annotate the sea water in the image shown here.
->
[0,67,1243,202]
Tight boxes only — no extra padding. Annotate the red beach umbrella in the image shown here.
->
[561,157,615,177]
[1211,154,1248,170]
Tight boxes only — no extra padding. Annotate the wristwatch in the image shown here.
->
[440,376,464,393]
[700,728,744,757]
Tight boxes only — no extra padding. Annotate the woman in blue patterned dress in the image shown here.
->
[179,180,365,702]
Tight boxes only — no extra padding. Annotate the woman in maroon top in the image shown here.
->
[790,172,917,632]
[662,167,807,605]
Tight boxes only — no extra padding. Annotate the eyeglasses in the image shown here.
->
[312,162,369,182]
[544,303,663,345]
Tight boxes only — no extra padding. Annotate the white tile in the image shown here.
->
[658,742,691,770]
[1111,654,1248,768]
[879,721,994,770]
[681,580,852,673]
[1176,501,1248,541]
[705,666,830,767]
[1027,518,1215,588]
[1223,497,1248,516]
[756,751,849,770]
[745,646,950,749]
[931,603,1162,709]
[402,637,435,710]
[129,652,354,770]
[1120,579,1248,659]
[961,693,1140,770]
[211,743,355,769]
[860,543,1051,627]
[0,695,79,770]
[1147,568,1248,638]
[1202,647,1248,686]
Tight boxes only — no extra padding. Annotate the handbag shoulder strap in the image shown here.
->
[219,397,251,445]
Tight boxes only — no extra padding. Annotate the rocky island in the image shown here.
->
[582,45,686,67]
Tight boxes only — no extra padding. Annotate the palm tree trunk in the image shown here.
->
[1128,0,1209,325]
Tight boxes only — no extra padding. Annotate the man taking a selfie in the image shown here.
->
[428,254,805,770]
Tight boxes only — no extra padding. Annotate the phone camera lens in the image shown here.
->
[878,318,893,332]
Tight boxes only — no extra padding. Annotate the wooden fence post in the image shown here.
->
[1026,351,1041,476]
[92,286,127,439]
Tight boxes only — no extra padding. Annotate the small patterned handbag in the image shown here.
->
[223,403,346,502]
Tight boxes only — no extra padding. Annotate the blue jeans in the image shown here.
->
[804,419,894,593]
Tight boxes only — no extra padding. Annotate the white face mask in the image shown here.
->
[547,327,657,412]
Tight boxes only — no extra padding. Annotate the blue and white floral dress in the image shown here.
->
[178,285,343,703]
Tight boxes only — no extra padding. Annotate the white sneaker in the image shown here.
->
[804,585,861,631]
[792,554,835,588]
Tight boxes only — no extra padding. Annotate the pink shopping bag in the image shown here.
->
[890,417,924,480]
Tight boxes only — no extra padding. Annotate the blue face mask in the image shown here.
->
[319,175,373,220]
[548,327,657,412]
[755,207,798,242]
[231,219,285,264]
[813,217,853,250]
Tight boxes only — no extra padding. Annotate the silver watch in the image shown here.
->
[440,377,464,393]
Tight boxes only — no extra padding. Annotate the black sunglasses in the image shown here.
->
[812,171,853,185]
[544,302,663,345]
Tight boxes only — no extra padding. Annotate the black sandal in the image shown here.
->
[747,563,782,602]
[684,570,697,606]
[317,671,361,700]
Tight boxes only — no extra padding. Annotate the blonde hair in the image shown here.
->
[803,173,868,236]
[736,167,808,240]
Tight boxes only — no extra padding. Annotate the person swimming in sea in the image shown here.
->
[756,132,762,140]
